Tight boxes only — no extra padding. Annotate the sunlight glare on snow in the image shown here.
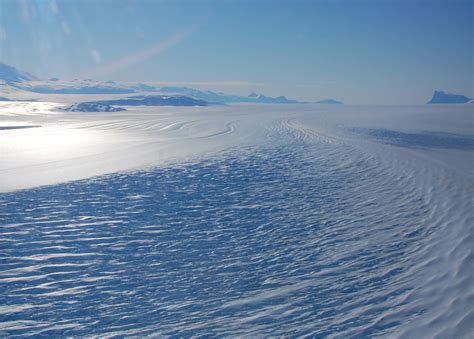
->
[0,126,92,162]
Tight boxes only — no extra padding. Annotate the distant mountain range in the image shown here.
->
[427,90,471,104]
[4,62,474,106]
[16,82,303,104]
[96,95,209,107]
[0,62,308,105]
[21,83,135,95]
[158,87,303,104]
[315,99,343,105]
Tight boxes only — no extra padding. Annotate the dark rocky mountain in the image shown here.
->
[427,90,471,104]
[62,102,126,112]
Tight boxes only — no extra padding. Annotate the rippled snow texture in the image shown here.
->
[0,104,473,337]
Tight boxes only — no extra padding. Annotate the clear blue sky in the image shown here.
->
[0,0,472,104]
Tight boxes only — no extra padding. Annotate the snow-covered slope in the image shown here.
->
[0,63,38,83]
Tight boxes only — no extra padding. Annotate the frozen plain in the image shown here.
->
[0,101,473,337]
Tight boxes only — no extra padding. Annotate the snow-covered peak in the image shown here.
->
[0,63,38,83]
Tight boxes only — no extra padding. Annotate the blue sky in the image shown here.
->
[0,0,472,104]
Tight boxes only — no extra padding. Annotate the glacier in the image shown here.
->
[0,102,473,337]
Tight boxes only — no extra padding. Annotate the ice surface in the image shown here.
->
[0,102,473,336]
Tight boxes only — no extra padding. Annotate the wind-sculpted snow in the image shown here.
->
[0,103,473,336]
[351,128,474,150]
